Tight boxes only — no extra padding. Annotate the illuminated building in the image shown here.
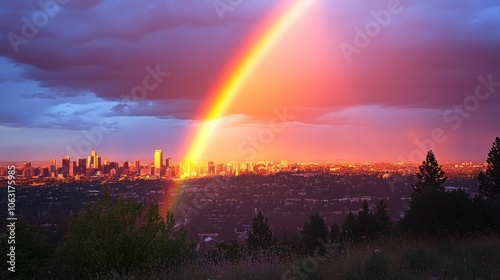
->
[62,156,70,177]
[154,150,163,169]
[134,159,140,172]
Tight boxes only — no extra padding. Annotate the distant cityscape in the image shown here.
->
[0,147,488,182]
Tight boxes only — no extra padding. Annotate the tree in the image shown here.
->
[247,211,275,250]
[329,224,341,244]
[53,189,195,278]
[357,200,374,237]
[412,150,447,196]
[1,219,54,279]
[402,151,448,234]
[302,213,328,252]
[478,137,500,200]
[373,200,392,235]
[341,212,358,244]
[478,137,500,230]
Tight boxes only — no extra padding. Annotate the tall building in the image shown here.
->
[78,158,87,175]
[70,161,76,177]
[165,157,171,168]
[208,161,215,175]
[87,149,99,169]
[154,150,163,169]
[22,162,33,177]
[134,159,140,172]
[122,161,130,176]
[62,156,70,177]
[50,159,56,173]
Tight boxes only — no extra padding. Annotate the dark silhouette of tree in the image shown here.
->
[53,189,195,278]
[216,240,242,262]
[1,219,54,279]
[302,213,328,252]
[401,151,484,234]
[341,212,358,243]
[329,224,341,244]
[357,200,374,237]
[478,137,500,230]
[373,200,392,235]
[402,151,448,234]
[247,211,275,250]
[478,137,500,200]
[413,150,447,196]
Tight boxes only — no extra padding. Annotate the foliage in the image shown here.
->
[301,213,329,253]
[246,211,276,250]
[0,219,55,279]
[478,137,500,199]
[478,137,500,230]
[402,150,487,234]
[52,188,195,279]
[412,150,447,197]
[329,223,341,244]
[339,200,392,244]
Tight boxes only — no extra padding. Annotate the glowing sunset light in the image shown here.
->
[183,0,314,164]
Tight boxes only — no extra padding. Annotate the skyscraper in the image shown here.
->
[50,159,56,173]
[134,159,140,172]
[208,161,215,175]
[154,150,163,169]
[78,158,87,175]
[87,149,98,169]
[165,157,171,168]
[62,156,70,177]
[70,161,76,177]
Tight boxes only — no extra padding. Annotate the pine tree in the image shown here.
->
[478,137,500,200]
[413,150,447,196]
[478,137,500,230]
[302,213,328,252]
[357,200,373,237]
[247,211,275,250]
[341,212,358,243]
[402,151,447,234]
[329,224,341,244]
[373,200,391,235]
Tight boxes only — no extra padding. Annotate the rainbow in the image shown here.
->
[184,0,313,165]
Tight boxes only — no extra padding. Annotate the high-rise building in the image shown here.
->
[208,161,215,175]
[22,162,33,177]
[122,161,130,176]
[87,149,99,169]
[165,157,171,168]
[75,158,87,175]
[134,159,140,172]
[154,150,163,169]
[109,162,119,171]
[62,156,70,177]
[50,159,56,173]
[70,161,76,177]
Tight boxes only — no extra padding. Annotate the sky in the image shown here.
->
[0,0,499,164]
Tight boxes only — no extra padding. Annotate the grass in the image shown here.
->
[135,235,500,280]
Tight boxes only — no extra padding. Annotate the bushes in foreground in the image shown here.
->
[49,189,195,279]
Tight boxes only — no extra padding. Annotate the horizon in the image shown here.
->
[1,1,499,165]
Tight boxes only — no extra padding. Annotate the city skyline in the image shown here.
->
[1,1,499,163]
